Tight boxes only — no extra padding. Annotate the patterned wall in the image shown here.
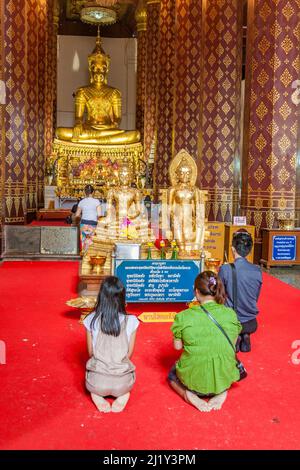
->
[3,0,27,223]
[0,0,57,228]
[143,1,161,165]
[172,0,204,159]
[37,1,47,209]
[135,3,147,145]
[26,0,39,214]
[241,0,300,239]
[200,0,243,222]
[153,0,176,188]
[0,0,4,242]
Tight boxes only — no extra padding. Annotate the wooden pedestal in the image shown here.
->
[37,209,70,220]
[260,228,300,269]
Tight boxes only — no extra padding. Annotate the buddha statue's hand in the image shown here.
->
[72,123,83,140]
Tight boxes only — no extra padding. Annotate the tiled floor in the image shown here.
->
[266,266,300,290]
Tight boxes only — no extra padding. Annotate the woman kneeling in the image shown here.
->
[169,271,242,412]
[84,276,139,413]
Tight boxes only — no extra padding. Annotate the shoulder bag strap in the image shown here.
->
[200,305,236,354]
[230,263,238,311]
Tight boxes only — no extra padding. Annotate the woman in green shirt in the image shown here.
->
[169,271,242,412]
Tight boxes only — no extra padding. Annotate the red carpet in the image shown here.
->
[0,261,300,450]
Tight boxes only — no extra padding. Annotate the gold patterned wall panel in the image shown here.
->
[136,29,147,144]
[172,0,204,159]
[0,0,4,240]
[241,0,300,238]
[26,0,39,214]
[200,0,243,222]
[3,0,27,223]
[1,0,57,223]
[143,1,161,164]
[154,0,176,188]
[45,0,56,158]
[37,1,47,209]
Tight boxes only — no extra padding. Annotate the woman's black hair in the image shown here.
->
[91,276,127,336]
[84,184,94,196]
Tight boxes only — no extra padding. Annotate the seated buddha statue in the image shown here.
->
[56,32,140,145]
[167,150,206,255]
[95,160,150,241]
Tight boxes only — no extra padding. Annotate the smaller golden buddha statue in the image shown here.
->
[167,149,206,256]
[56,31,140,145]
[95,160,150,241]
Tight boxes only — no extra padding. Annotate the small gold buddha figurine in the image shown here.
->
[168,149,206,255]
[56,31,140,145]
[95,160,150,241]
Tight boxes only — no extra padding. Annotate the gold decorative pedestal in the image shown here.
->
[51,139,144,198]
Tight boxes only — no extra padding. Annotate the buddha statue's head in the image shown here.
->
[176,158,192,184]
[88,32,110,86]
[117,160,134,187]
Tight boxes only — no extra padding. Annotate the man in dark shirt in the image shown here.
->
[219,231,262,352]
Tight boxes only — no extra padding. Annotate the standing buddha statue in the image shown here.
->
[167,150,206,256]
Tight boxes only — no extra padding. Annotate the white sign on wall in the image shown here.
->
[233,216,247,226]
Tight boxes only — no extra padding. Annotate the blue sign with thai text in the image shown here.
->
[115,259,201,303]
[272,235,296,261]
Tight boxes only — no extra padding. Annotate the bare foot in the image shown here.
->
[186,390,211,412]
[111,392,130,413]
[91,393,111,413]
[208,391,228,410]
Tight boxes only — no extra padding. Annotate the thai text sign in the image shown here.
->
[115,260,200,303]
[138,312,177,322]
[272,235,296,261]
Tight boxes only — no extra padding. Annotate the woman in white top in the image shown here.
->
[75,184,101,254]
[83,276,139,413]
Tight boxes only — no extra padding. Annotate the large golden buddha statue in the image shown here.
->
[167,149,207,256]
[56,32,140,145]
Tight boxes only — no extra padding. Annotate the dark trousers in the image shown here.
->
[241,318,258,334]
[236,318,257,352]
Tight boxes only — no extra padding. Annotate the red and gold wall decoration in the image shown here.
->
[241,0,300,240]
[135,1,147,144]
[37,1,47,210]
[172,0,204,159]
[150,0,243,204]
[153,0,176,188]
[0,0,57,226]
[26,0,39,215]
[200,0,243,222]
[3,0,27,223]
[143,0,161,165]
[0,0,4,239]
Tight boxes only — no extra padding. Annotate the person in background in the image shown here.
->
[83,276,139,413]
[75,184,101,254]
[65,199,80,225]
[219,231,262,352]
[168,271,241,412]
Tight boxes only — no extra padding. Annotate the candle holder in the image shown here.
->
[89,255,107,274]
[171,240,178,259]
[160,240,166,259]
[147,241,154,260]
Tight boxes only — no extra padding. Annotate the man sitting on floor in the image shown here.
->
[219,231,262,352]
